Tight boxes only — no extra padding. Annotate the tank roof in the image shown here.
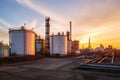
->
[9,26,35,34]
[50,32,67,37]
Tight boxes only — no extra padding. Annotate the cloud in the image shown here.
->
[73,0,120,28]
[0,27,8,37]
[67,0,120,42]
[15,0,120,48]
[0,18,12,28]
[16,0,66,23]
[0,27,9,43]
[29,20,38,29]
[0,18,13,44]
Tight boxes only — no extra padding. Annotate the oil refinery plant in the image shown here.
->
[0,17,80,57]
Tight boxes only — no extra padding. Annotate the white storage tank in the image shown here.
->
[35,35,45,54]
[50,33,67,56]
[9,26,35,56]
[0,42,9,57]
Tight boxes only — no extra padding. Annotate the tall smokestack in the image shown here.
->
[88,37,91,50]
[70,21,72,41]
[45,17,50,54]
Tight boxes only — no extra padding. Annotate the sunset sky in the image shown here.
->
[0,0,120,49]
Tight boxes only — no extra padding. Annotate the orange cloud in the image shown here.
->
[5,0,120,49]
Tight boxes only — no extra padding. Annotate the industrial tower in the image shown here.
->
[70,21,72,41]
[67,21,72,41]
[67,21,72,54]
[45,17,50,54]
[88,37,91,49]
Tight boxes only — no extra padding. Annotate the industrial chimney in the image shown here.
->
[70,21,72,41]
[88,37,91,50]
[45,17,50,54]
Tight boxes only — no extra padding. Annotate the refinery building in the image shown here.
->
[8,17,79,56]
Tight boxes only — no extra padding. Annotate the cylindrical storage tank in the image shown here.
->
[0,45,9,57]
[35,35,45,54]
[9,27,35,56]
[95,47,104,53]
[35,40,42,53]
[50,35,67,56]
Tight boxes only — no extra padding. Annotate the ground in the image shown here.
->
[0,57,119,80]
